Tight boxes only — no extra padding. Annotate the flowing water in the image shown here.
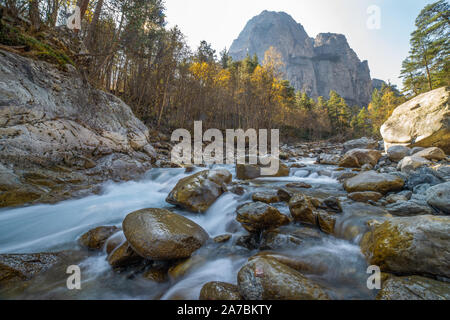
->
[0,159,383,300]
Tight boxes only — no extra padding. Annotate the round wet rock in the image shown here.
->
[122,209,209,260]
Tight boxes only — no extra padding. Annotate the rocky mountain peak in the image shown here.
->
[229,11,374,106]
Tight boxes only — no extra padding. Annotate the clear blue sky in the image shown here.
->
[165,0,436,89]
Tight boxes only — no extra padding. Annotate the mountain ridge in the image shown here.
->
[229,10,375,107]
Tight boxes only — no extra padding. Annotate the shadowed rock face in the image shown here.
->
[229,11,373,106]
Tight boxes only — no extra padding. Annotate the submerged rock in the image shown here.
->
[377,275,450,300]
[317,211,338,235]
[168,255,206,280]
[0,252,67,288]
[107,241,143,268]
[344,171,405,194]
[317,154,341,165]
[360,215,450,278]
[260,226,322,250]
[200,282,242,300]
[236,202,290,233]
[213,234,232,243]
[79,226,120,250]
[237,256,330,300]
[252,252,328,275]
[236,161,290,180]
[288,193,319,226]
[105,232,126,255]
[348,191,383,203]
[166,169,232,213]
[252,192,280,204]
[122,209,209,260]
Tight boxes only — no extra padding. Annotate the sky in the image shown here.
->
[164,0,436,89]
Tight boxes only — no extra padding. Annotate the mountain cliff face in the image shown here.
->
[229,11,374,107]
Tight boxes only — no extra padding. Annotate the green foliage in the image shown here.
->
[219,48,232,69]
[195,40,216,63]
[401,0,450,96]
[0,22,73,66]
[242,53,259,74]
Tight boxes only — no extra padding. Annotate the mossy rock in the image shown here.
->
[360,215,450,278]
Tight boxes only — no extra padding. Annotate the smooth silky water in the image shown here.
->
[0,159,380,300]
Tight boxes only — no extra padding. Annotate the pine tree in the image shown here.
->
[219,48,232,69]
[400,0,450,95]
[196,40,216,63]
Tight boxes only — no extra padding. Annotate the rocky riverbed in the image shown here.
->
[0,137,449,300]
[0,51,449,300]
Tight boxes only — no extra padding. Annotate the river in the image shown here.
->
[0,159,382,300]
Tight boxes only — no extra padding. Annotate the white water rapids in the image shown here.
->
[0,160,380,300]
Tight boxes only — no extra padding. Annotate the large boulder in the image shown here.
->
[360,215,450,278]
[344,171,405,194]
[166,169,232,213]
[236,202,290,233]
[339,149,382,168]
[426,182,450,214]
[237,256,330,300]
[107,241,143,268]
[381,87,450,153]
[377,275,450,300]
[122,209,209,260]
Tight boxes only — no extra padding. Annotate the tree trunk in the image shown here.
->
[29,0,41,31]
[425,62,433,91]
[76,0,90,30]
[87,0,103,45]
[48,0,61,27]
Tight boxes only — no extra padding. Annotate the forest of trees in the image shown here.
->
[0,0,448,141]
